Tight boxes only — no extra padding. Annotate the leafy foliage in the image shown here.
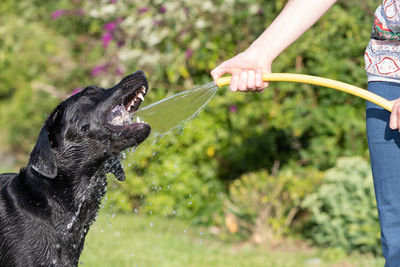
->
[302,157,381,255]
[225,167,323,244]
[0,15,72,155]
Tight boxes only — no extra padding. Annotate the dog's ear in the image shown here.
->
[28,127,58,179]
[28,108,62,179]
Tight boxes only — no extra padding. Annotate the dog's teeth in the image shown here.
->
[138,93,144,101]
[141,86,146,94]
[136,116,140,123]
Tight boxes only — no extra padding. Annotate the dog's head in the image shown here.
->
[28,71,151,179]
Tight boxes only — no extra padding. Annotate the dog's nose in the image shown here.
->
[114,71,148,92]
[133,70,146,79]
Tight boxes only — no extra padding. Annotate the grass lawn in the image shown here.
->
[79,212,384,267]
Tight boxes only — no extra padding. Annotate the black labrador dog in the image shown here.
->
[0,71,151,266]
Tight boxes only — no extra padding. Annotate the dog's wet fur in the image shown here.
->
[0,71,151,266]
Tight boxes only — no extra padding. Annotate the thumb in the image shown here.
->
[211,66,226,82]
[390,100,399,130]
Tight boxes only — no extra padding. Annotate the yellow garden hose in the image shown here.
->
[216,73,393,112]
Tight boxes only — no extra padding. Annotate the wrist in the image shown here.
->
[245,43,274,68]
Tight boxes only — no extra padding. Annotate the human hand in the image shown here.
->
[390,98,400,130]
[211,48,271,93]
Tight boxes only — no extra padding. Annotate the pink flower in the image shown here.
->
[117,40,125,47]
[102,32,113,48]
[158,5,166,13]
[91,65,107,77]
[185,49,193,60]
[138,7,149,14]
[51,10,67,19]
[104,21,117,31]
[110,0,117,3]
[229,105,238,113]
[102,19,123,48]
[76,9,85,16]
[104,18,122,31]
[116,67,124,76]
[71,88,82,96]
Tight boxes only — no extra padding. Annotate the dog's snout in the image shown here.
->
[113,71,148,92]
[133,70,146,78]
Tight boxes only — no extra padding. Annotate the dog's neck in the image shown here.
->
[42,158,112,265]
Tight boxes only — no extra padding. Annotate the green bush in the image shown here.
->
[224,167,323,244]
[0,14,73,155]
[302,157,381,255]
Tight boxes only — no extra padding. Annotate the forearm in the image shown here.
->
[248,0,338,63]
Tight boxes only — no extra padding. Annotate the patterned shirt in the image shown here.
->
[365,0,400,82]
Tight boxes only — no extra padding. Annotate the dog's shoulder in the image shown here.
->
[0,172,17,188]
[0,172,17,179]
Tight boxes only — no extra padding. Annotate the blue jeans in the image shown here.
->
[367,81,400,266]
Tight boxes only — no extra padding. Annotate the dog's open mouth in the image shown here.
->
[106,85,148,130]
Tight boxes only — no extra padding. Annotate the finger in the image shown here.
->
[394,101,400,130]
[390,102,400,130]
[255,69,263,89]
[247,70,256,90]
[211,66,226,81]
[398,107,400,132]
[230,72,240,92]
[238,71,248,92]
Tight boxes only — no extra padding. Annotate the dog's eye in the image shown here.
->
[83,87,98,95]
[81,124,90,132]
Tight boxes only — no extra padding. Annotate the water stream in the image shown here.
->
[132,82,218,135]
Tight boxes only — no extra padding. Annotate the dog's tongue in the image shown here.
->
[104,156,126,181]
